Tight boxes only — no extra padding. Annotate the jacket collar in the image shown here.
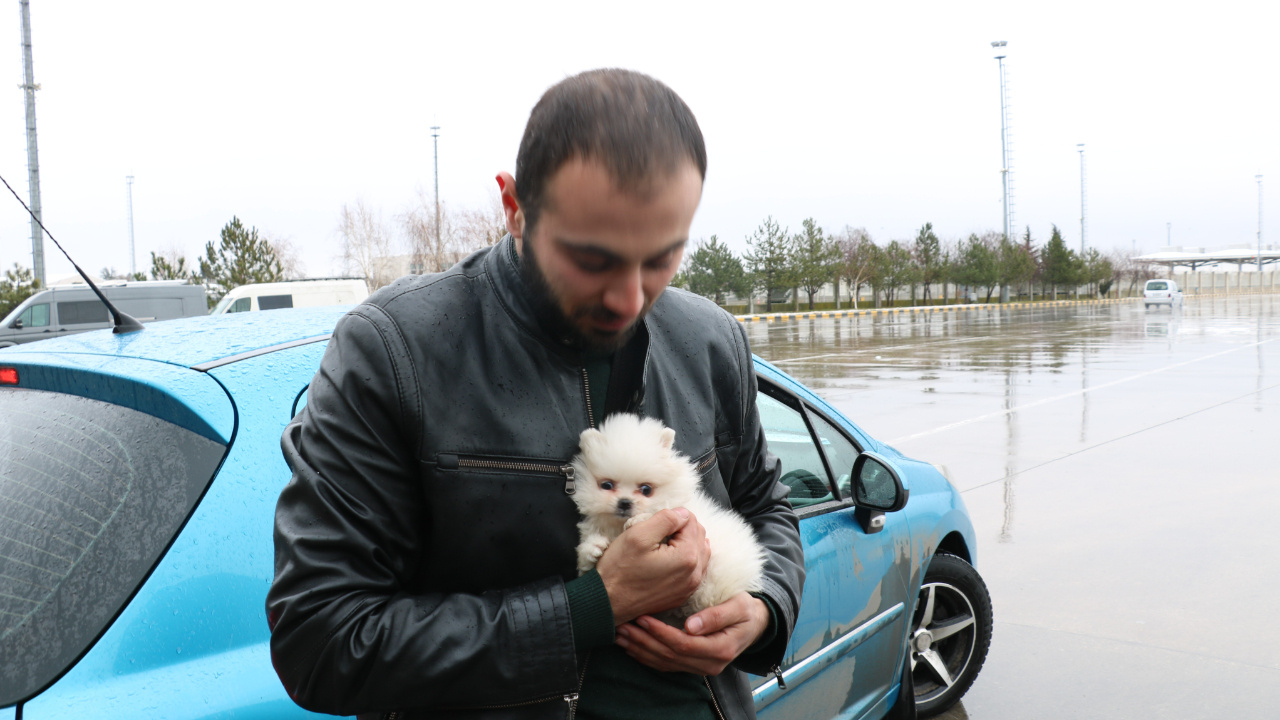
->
[487,235,651,410]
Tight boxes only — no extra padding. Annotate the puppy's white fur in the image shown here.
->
[570,413,766,619]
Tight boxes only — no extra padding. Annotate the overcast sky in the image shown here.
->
[0,1,1275,281]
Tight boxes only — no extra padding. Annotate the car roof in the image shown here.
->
[0,305,349,369]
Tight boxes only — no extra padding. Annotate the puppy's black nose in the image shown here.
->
[615,498,632,516]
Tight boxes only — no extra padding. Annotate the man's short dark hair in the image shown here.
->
[515,69,707,234]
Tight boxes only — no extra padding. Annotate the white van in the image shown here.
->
[210,278,369,315]
[0,281,208,347]
[1143,278,1183,310]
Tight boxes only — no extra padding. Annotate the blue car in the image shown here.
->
[0,306,989,720]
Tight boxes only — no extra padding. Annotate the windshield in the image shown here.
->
[1146,281,1169,291]
[0,387,226,706]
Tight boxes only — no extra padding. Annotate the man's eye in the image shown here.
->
[600,481,614,491]
[644,252,676,270]
[639,485,653,496]
[572,254,613,273]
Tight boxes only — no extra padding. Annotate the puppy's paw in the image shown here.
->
[576,535,611,574]
[623,512,655,530]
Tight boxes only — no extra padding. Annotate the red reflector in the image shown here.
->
[0,367,17,385]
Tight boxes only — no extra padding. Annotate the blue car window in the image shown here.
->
[0,387,226,707]
[757,392,834,508]
[807,411,860,500]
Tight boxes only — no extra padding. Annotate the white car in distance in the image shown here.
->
[1143,278,1183,310]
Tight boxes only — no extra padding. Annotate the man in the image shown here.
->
[268,69,804,720]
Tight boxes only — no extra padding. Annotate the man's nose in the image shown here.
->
[602,268,645,320]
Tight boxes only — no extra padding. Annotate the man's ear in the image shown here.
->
[496,172,523,242]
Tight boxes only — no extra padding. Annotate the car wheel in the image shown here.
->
[911,553,992,718]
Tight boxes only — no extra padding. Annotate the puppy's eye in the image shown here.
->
[600,481,614,491]
[639,485,653,497]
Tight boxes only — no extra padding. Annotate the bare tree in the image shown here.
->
[835,226,877,309]
[339,199,397,291]
[264,232,306,279]
[454,190,507,252]
[402,189,457,274]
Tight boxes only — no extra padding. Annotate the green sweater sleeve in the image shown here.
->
[565,569,616,653]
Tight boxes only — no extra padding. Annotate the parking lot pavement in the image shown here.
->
[749,294,1280,719]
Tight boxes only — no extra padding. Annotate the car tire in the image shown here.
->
[911,553,992,718]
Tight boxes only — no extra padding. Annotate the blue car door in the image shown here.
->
[753,378,913,720]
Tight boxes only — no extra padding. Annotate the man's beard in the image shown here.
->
[520,237,644,354]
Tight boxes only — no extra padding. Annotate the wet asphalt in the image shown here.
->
[747,294,1280,719]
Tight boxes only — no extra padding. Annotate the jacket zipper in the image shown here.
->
[771,663,787,690]
[580,367,596,429]
[703,676,727,720]
[453,456,577,495]
[566,650,591,719]
[695,450,717,474]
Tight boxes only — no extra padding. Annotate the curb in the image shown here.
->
[733,297,1136,323]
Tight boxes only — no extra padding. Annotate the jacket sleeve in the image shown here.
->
[720,317,805,675]
[266,307,579,716]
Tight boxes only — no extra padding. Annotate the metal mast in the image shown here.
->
[126,176,136,276]
[20,0,44,285]
[1258,175,1264,273]
[1078,144,1087,254]
[993,42,1015,241]
[431,125,441,248]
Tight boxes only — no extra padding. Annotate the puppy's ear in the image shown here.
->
[658,427,676,450]
[579,427,605,454]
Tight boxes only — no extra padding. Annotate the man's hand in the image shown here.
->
[613,592,771,675]
[596,507,710,625]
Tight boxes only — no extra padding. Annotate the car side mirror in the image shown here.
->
[11,318,22,330]
[850,452,909,534]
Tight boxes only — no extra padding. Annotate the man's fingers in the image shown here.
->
[685,594,749,635]
[629,507,691,545]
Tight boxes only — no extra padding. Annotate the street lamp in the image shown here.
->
[1077,144,1086,255]
[1258,175,1264,273]
[992,41,1010,242]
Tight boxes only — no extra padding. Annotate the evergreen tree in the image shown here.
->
[100,267,147,281]
[997,234,1036,301]
[1040,225,1078,299]
[742,216,793,312]
[150,251,190,281]
[197,217,285,307]
[913,222,943,303]
[877,240,917,305]
[791,218,840,310]
[0,264,41,318]
[684,235,747,305]
[953,233,1000,301]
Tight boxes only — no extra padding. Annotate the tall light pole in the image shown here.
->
[1077,144,1086,255]
[1258,174,1264,273]
[431,125,441,247]
[126,175,136,277]
[20,0,44,286]
[993,41,1012,242]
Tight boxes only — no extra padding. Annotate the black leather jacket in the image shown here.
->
[268,237,805,719]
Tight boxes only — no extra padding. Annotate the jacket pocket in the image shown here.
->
[421,452,582,592]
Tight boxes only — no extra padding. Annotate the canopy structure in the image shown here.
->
[1135,246,1280,270]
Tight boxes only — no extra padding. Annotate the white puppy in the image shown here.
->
[570,413,766,619]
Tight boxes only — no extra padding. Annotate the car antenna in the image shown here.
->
[0,170,145,334]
